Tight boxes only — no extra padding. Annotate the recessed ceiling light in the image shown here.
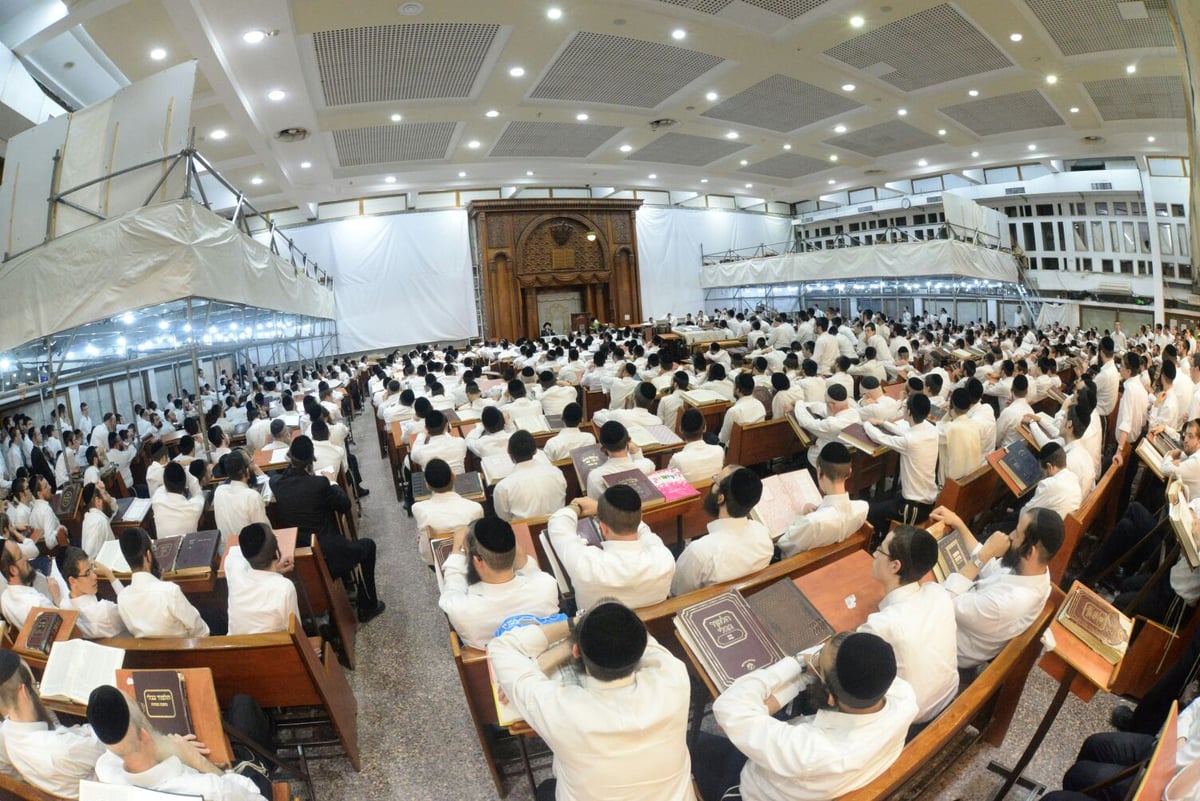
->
[897,108,908,116]
[700,178,708,183]
[242,29,267,44]
[829,155,838,161]
[971,150,980,157]
[739,159,748,165]
[457,171,466,178]
[1069,106,1080,113]
[267,89,286,101]
[398,2,424,15]
[725,131,739,139]
[648,173,657,179]
[1045,74,1057,84]
[705,91,718,101]
[209,129,227,140]
[390,113,402,122]
[250,176,263,185]
[509,66,525,77]
[841,83,856,92]
[850,15,865,27]
[385,176,396,183]
[671,28,686,40]
[745,183,753,188]
[300,161,311,169]
[619,144,633,152]
[828,179,836,184]
[1126,64,1137,74]
[576,113,589,121]
[526,170,534,176]
[937,128,947,136]
[1147,135,1156,142]
[834,124,847,133]
[546,7,562,19]
[485,109,499,118]
[467,140,481,149]
[1010,32,1023,42]
[1027,143,1037,151]
[968,89,979,97]
[917,159,928,166]
[149,47,167,60]
[783,144,792,150]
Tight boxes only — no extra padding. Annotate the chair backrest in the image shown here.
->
[1049,456,1121,583]
[935,461,999,531]
[726,417,800,469]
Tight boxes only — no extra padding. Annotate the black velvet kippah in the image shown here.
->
[578,602,646,671]
[473,517,515,553]
[87,685,131,745]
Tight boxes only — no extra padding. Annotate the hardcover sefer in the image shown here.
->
[676,591,785,692]
[601,469,666,508]
[130,671,194,738]
[1057,582,1133,665]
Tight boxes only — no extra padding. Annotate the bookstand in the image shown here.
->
[14,607,79,669]
[116,667,233,767]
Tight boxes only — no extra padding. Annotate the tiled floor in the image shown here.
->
[307,410,1131,800]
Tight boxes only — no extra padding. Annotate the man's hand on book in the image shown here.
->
[572,497,598,518]
[929,506,963,532]
[169,734,222,775]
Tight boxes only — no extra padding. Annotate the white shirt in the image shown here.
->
[586,453,656,500]
[95,751,263,801]
[671,517,773,596]
[1025,468,1082,521]
[412,433,469,475]
[312,440,349,478]
[713,658,918,801]
[538,385,578,417]
[1064,441,1097,501]
[545,506,675,611]
[667,440,725,484]
[117,571,209,638]
[863,420,940,504]
[81,507,115,560]
[943,556,1050,668]
[1164,449,1200,499]
[793,404,861,466]
[0,583,55,628]
[718,396,767,445]
[657,391,687,432]
[107,446,136,488]
[225,547,300,635]
[28,499,62,544]
[213,481,269,544]
[494,459,568,522]
[1095,360,1120,416]
[60,587,128,639]
[813,333,839,375]
[145,461,166,497]
[1116,376,1150,443]
[438,553,560,649]
[542,428,596,463]
[4,720,105,799]
[776,493,868,557]
[995,398,1034,450]
[245,417,273,453]
[149,488,205,539]
[466,428,512,460]
[488,626,695,801]
[859,582,959,723]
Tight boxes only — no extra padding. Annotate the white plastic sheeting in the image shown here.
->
[1037,302,1081,330]
[943,192,1007,243]
[0,199,335,352]
[282,210,477,353]
[636,206,793,317]
[699,239,1019,289]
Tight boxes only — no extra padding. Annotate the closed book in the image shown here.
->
[838,423,888,458]
[744,580,832,658]
[172,530,220,576]
[1169,482,1200,569]
[129,671,194,738]
[602,469,666,508]
[674,590,788,693]
[932,528,971,582]
[576,516,603,547]
[25,610,63,655]
[455,472,486,501]
[152,535,184,574]
[1057,582,1133,665]
[569,444,607,490]
[410,471,432,502]
[648,468,701,503]
[54,481,83,518]
[996,441,1041,496]
[750,471,822,537]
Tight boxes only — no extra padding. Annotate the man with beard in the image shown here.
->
[929,504,1064,669]
[670,465,771,596]
[0,650,105,798]
[0,540,58,628]
[115,528,210,638]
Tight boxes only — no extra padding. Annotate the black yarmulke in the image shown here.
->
[473,517,515,553]
[87,685,131,745]
[603,483,642,513]
[727,468,762,509]
[819,442,851,465]
[578,602,647,672]
[834,632,896,708]
[599,421,628,449]
[826,384,848,402]
[860,376,881,390]
[289,435,315,463]
[0,650,18,684]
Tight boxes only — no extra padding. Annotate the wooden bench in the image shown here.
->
[293,539,358,670]
[725,417,802,470]
[933,461,999,531]
[95,616,360,770]
[0,771,68,801]
[833,588,1061,800]
[1050,452,1124,585]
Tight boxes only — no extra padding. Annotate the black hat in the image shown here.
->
[833,632,896,709]
[473,517,515,553]
[727,467,763,509]
[599,421,628,449]
[860,376,881,390]
[87,685,131,745]
[0,650,19,684]
[577,601,647,672]
[289,435,315,463]
[826,384,848,402]
[819,442,851,465]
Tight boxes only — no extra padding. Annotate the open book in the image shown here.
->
[750,471,822,538]
[80,780,202,801]
[1168,480,1200,570]
[40,639,125,705]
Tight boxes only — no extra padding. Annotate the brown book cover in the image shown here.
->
[25,610,62,655]
[442,409,461,424]
[570,443,607,490]
[173,530,220,576]
[53,481,83,518]
[838,423,889,457]
[455,471,486,501]
[130,670,194,738]
[1057,582,1133,665]
[576,516,603,548]
[675,590,787,693]
[602,468,667,508]
[744,580,832,657]
[932,528,971,582]
[152,535,184,574]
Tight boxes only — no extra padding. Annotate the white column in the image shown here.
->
[1139,167,1166,325]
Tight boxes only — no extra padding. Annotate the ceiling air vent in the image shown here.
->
[857,205,873,213]
[648,118,677,130]
[1091,181,1114,190]
[926,195,942,203]
[801,216,815,224]
[275,127,310,143]
[1004,187,1027,195]
[864,168,886,175]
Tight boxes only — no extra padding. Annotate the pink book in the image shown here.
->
[648,468,701,503]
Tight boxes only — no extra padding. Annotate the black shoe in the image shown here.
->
[357,601,386,623]
[356,486,370,498]
[1111,704,1135,731]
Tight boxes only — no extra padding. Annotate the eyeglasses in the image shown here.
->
[873,546,895,560]
[77,565,95,578]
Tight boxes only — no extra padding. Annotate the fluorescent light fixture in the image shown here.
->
[1126,64,1137,74]
[744,183,753,188]
[937,129,947,135]
[841,83,856,92]
[1147,135,1156,142]
[917,159,928,166]
[526,170,534,176]
[457,171,466,178]
[829,155,838,161]
[1027,143,1037,151]
[705,91,718,101]
[509,66,525,77]
[725,131,739,139]
[1010,32,1023,42]
[467,140,481,149]
[385,176,396,183]
[850,15,864,27]
[576,113,589,121]
[300,161,311,169]
[897,108,908,116]
[619,144,632,152]
[1069,106,1080,113]
[700,178,708,183]
[1045,74,1057,84]
[968,89,979,97]
[485,109,499,117]
[783,144,792,150]
[739,159,748,165]
[648,173,657,179]
[828,179,836,184]
[251,176,264,185]
[547,7,562,19]
[390,113,402,122]
[971,150,980,157]
[834,124,847,133]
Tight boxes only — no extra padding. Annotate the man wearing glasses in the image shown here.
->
[58,546,127,639]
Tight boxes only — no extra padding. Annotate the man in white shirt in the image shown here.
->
[667,408,725,483]
[717,374,767,446]
[812,318,839,376]
[408,410,467,477]
[28,475,67,559]
[466,405,513,460]
[603,363,640,410]
[672,466,771,596]
[585,421,656,500]
[412,459,485,564]
[59,547,128,639]
[541,403,595,463]
[0,651,106,799]
[225,523,299,636]
[546,486,675,611]
[144,446,169,497]
[213,451,270,545]
[488,601,694,801]
[777,443,869,557]
[792,383,861,468]
[966,378,999,455]
[149,463,205,539]
[864,393,941,543]
[694,631,917,801]
[1094,339,1120,418]
[115,528,212,638]
[860,526,958,724]
[493,431,567,522]
[80,483,117,560]
[438,517,559,649]
[1113,351,1150,468]
[244,406,272,453]
[1024,442,1083,522]
[995,375,1035,450]
[0,541,58,628]
[656,371,690,432]
[593,381,665,430]
[535,371,577,418]
[930,505,1063,668]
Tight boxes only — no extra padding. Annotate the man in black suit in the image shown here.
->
[268,435,385,623]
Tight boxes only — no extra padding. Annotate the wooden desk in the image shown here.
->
[252,448,292,473]
[791,550,883,632]
[116,667,234,767]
